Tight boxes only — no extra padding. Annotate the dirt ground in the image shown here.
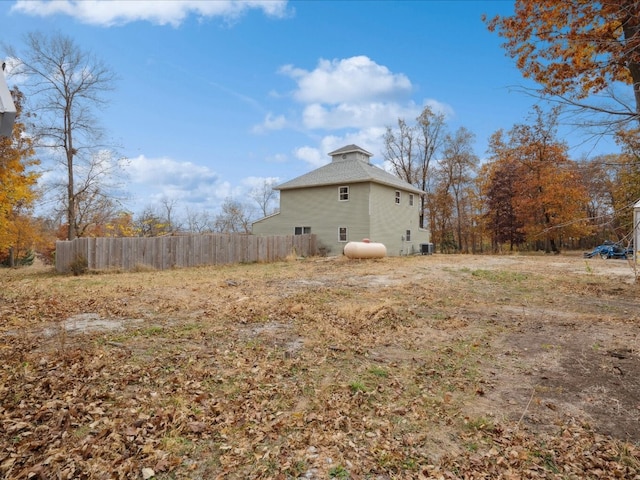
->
[246,253,640,445]
[316,253,640,444]
[458,256,640,442]
[1,252,639,478]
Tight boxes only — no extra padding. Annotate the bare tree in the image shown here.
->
[5,32,118,239]
[435,127,479,252]
[134,206,171,237]
[249,178,279,217]
[184,207,215,233]
[383,105,447,228]
[46,149,127,238]
[214,198,255,234]
[159,197,181,233]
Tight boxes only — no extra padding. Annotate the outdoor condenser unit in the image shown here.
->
[420,243,434,255]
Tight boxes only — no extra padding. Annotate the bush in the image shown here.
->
[317,242,331,257]
[69,255,88,275]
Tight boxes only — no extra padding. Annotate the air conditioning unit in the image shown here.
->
[0,65,16,137]
[420,243,434,255]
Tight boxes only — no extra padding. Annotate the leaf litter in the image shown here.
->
[1,253,639,479]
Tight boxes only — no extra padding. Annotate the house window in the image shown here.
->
[339,186,349,201]
[338,227,348,242]
[405,230,411,242]
[294,226,311,235]
[409,194,414,206]
[395,191,401,204]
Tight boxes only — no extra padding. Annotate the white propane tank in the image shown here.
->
[343,238,387,259]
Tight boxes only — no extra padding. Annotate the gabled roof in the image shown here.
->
[327,144,373,157]
[276,145,425,194]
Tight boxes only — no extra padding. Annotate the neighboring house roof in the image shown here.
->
[277,144,425,195]
[252,211,280,224]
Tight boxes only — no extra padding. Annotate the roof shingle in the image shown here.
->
[276,145,425,194]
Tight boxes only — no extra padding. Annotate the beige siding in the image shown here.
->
[253,183,371,256]
[254,181,430,256]
[369,184,430,255]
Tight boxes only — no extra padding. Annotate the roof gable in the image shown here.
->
[327,144,373,158]
[276,144,424,194]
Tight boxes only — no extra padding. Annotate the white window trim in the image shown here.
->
[409,194,414,206]
[339,186,349,201]
[294,226,311,235]
[395,190,401,205]
[338,227,348,242]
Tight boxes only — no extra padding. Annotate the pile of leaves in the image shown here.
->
[1,256,638,479]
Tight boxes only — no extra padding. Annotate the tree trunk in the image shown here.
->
[621,1,640,122]
[67,160,75,240]
[65,103,75,240]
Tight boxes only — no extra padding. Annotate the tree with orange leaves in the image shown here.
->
[485,1,640,125]
[0,87,41,266]
[483,108,590,252]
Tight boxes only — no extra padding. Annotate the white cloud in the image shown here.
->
[11,0,289,27]
[251,113,287,134]
[423,98,455,120]
[280,56,412,104]
[302,101,421,130]
[126,154,229,207]
[241,176,280,189]
[265,153,288,163]
[292,127,391,170]
[2,57,20,75]
[127,155,217,186]
[2,57,29,85]
[323,128,388,160]
[276,56,454,136]
[294,146,326,168]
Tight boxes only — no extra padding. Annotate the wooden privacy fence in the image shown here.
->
[55,234,317,273]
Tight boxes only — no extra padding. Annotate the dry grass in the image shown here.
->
[1,253,639,479]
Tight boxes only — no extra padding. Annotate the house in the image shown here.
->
[252,144,430,256]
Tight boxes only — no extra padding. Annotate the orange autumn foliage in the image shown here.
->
[483,108,590,251]
[0,88,41,263]
[485,1,640,108]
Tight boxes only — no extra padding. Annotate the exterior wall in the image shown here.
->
[253,181,430,256]
[253,183,372,256]
[369,183,430,256]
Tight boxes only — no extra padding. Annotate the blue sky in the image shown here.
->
[1,0,619,218]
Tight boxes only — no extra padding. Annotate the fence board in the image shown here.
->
[55,234,317,273]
